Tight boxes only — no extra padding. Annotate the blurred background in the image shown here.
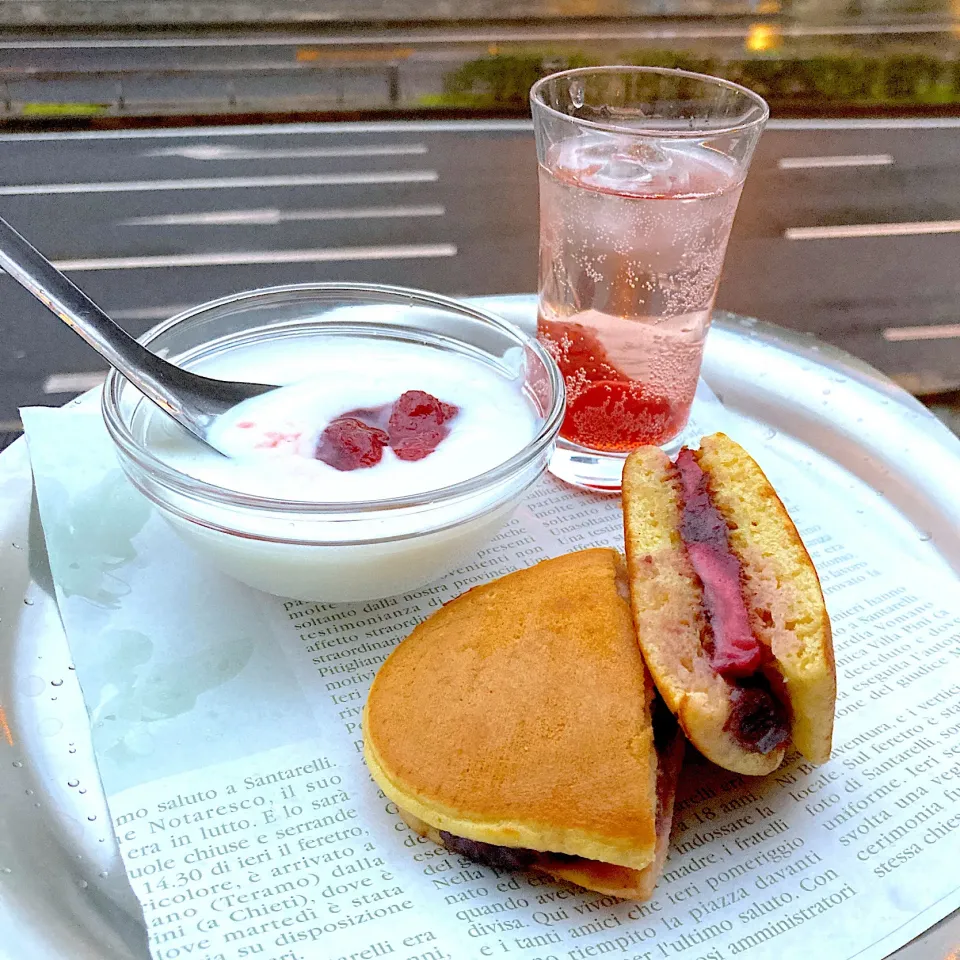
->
[0,0,958,449]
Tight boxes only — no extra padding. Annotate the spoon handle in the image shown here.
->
[0,215,183,412]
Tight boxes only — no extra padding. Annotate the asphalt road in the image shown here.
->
[1,117,959,433]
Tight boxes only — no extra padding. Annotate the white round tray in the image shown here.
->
[1,296,958,960]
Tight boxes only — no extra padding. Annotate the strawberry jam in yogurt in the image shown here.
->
[158,337,539,503]
[312,391,460,471]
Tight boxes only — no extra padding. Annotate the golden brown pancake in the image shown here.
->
[537,723,684,899]
[363,548,682,896]
[396,717,682,899]
[623,433,835,774]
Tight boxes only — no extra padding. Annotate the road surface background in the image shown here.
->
[1,117,959,440]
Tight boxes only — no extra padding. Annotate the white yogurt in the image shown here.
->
[133,331,547,602]
[152,337,538,502]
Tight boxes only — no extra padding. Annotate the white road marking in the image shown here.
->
[144,143,428,160]
[883,324,960,342]
[778,153,894,169]
[785,220,960,240]
[0,170,438,195]
[0,121,533,142]
[769,118,960,130]
[50,243,458,272]
[121,204,445,226]
[43,372,107,393]
[1,117,959,143]
[891,370,960,395]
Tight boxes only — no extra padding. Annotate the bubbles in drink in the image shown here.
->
[538,135,743,449]
[569,78,585,108]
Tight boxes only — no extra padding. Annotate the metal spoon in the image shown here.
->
[0,215,277,453]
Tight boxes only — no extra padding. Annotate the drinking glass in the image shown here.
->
[531,66,768,490]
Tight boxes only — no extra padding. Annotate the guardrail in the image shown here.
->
[0,61,403,113]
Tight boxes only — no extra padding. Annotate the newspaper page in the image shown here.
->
[20,395,960,960]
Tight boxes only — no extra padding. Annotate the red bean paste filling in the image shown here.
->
[315,390,459,471]
[674,448,789,755]
[436,697,678,872]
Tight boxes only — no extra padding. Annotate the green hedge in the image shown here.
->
[440,50,960,108]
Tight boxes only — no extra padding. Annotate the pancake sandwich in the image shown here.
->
[622,432,835,776]
[363,548,684,900]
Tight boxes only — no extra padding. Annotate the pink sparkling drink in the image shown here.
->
[538,137,743,451]
[531,67,767,489]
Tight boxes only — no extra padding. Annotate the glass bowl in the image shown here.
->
[101,283,565,602]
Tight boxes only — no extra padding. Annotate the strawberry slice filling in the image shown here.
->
[675,449,789,755]
[676,449,761,678]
